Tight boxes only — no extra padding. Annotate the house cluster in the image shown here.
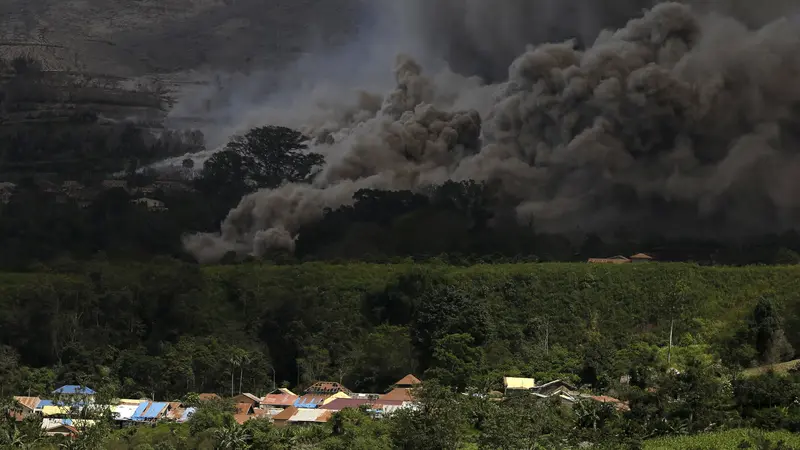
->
[0,177,192,209]
[588,253,655,264]
[8,375,629,438]
[502,377,629,412]
[7,376,422,437]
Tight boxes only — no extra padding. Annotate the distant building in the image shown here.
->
[380,374,421,402]
[588,255,630,264]
[261,389,298,416]
[198,393,220,402]
[232,393,262,409]
[630,253,654,263]
[52,385,96,404]
[588,253,655,264]
[503,377,535,396]
[12,396,40,418]
[131,197,167,211]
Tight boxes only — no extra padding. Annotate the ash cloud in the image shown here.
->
[183,1,800,262]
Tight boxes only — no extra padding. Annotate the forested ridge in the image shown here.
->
[3,261,799,398]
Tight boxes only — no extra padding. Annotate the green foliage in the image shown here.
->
[643,428,800,449]
[478,396,573,449]
[389,382,472,450]
[189,399,236,436]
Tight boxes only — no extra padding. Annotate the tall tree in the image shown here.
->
[223,125,323,189]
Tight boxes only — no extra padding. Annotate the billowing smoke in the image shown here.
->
[183,2,800,262]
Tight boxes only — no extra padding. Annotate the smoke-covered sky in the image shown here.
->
[180,0,800,262]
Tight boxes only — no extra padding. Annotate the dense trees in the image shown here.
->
[0,261,798,401]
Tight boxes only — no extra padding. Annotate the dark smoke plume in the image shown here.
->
[183,2,800,262]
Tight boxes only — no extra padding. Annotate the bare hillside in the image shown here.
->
[0,0,363,75]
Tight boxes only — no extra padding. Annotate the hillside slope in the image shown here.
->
[1,262,798,397]
[0,0,362,75]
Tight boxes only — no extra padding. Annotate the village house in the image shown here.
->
[131,197,167,211]
[294,382,353,409]
[589,253,655,264]
[380,374,421,402]
[261,388,298,416]
[231,393,262,409]
[198,393,220,402]
[52,385,96,405]
[503,377,536,396]
[12,396,40,419]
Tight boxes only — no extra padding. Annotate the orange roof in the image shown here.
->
[272,406,298,422]
[630,253,653,260]
[235,403,252,415]
[315,410,334,423]
[262,393,297,407]
[13,396,40,410]
[234,413,250,425]
[395,374,421,387]
[590,395,630,411]
[380,387,414,402]
[198,393,220,401]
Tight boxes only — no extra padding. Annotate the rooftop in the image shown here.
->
[395,374,422,387]
[53,385,96,395]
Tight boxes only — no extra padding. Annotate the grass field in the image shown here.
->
[644,428,800,449]
[742,359,800,378]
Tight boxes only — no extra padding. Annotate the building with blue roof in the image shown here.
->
[53,385,96,395]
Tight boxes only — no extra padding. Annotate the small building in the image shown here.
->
[43,423,79,438]
[530,379,578,397]
[52,385,96,404]
[12,396,41,418]
[380,374,421,402]
[131,197,167,211]
[234,402,255,425]
[630,253,654,263]
[232,393,262,409]
[586,395,630,412]
[588,255,630,264]
[130,401,169,422]
[503,377,535,396]
[261,390,298,416]
[271,406,298,428]
[198,393,220,402]
[287,408,333,426]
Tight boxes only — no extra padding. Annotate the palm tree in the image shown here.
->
[213,424,250,450]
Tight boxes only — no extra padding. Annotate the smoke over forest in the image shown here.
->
[182,1,800,262]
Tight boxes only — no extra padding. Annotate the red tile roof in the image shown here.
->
[395,374,421,387]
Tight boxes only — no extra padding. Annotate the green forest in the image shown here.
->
[3,261,800,448]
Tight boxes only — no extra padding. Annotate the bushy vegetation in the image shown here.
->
[643,429,800,450]
[1,261,799,399]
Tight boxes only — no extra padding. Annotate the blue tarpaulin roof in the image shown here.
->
[37,399,53,408]
[142,402,168,419]
[130,402,150,421]
[294,396,326,408]
[53,385,96,395]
